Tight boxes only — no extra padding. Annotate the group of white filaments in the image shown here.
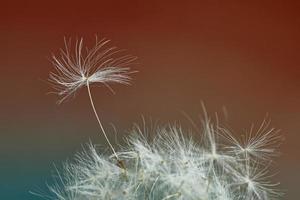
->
[49,37,137,161]
[46,37,283,200]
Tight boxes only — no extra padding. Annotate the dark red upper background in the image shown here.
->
[1,1,299,199]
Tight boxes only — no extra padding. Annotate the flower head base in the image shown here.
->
[49,37,137,104]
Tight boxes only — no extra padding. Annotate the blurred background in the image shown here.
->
[1,1,299,199]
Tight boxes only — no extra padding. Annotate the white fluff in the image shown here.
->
[49,37,137,104]
[46,119,282,200]
[48,37,137,160]
[42,37,283,200]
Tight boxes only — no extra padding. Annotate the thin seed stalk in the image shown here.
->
[86,80,119,160]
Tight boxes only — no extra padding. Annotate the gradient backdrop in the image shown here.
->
[1,1,300,199]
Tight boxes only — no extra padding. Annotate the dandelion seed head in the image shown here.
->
[43,119,283,200]
[40,36,284,200]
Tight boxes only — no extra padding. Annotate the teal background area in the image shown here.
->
[1,1,300,199]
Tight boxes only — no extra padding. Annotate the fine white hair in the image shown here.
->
[49,37,137,104]
[44,119,283,200]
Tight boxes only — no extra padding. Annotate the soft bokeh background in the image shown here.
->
[1,1,299,199]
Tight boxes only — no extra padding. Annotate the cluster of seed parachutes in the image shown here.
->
[46,119,282,200]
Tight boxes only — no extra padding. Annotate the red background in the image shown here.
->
[1,1,299,199]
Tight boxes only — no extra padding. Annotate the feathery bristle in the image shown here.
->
[44,120,282,200]
[49,37,137,104]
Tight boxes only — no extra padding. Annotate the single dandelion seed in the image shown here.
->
[220,118,283,162]
[230,161,281,199]
[49,36,137,160]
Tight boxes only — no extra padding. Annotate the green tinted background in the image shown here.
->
[1,1,299,199]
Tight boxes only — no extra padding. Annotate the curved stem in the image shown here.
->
[86,80,119,160]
